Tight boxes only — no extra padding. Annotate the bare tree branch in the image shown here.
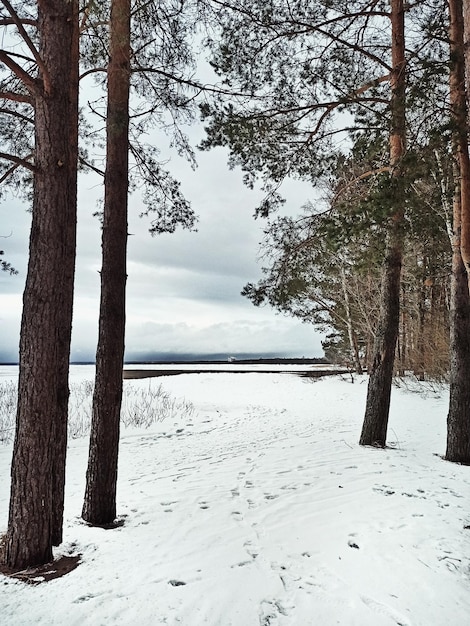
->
[132,65,262,99]
[0,0,50,90]
[305,73,391,143]
[0,17,36,26]
[79,156,105,177]
[331,166,392,206]
[0,106,33,123]
[2,49,36,65]
[0,89,32,103]
[0,151,35,171]
[0,51,38,94]
[0,153,33,183]
[80,67,107,81]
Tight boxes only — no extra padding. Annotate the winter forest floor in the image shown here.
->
[0,366,469,625]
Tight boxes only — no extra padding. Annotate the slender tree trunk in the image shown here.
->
[398,284,406,376]
[416,281,427,381]
[446,0,470,464]
[4,1,79,569]
[51,4,80,547]
[360,0,406,447]
[340,266,363,374]
[82,0,131,525]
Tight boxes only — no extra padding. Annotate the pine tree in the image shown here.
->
[0,0,79,569]
[81,0,203,525]
[446,0,470,464]
[201,0,441,445]
[81,0,131,526]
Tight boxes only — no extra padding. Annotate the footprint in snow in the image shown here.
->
[244,541,259,560]
[280,484,297,491]
[373,485,395,496]
[360,594,411,626]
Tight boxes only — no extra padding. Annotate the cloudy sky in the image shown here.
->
[0,119,324,364]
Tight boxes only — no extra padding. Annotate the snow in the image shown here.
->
[0,366,469,625]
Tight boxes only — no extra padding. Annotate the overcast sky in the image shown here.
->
[0,119,324,363]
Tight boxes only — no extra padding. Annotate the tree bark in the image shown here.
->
[446,230,470,464]
[4,0,79,569]
[463,0,470,100]
[82,0,131,525]
[446,0,470,464]
[359,0,406,447]
[51,1,80,548]
[450,0,470,271]
[359,228,403,445]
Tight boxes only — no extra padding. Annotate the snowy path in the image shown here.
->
[0,372,469,625]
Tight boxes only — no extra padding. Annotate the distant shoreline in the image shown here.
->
[123,367,345,380]
[1,360,346,380]
[124,358,329,366]
[0,358,329,367]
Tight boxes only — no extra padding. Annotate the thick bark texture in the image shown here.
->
[446,1,470,464]
[4,1,79,569]
[359,233,402,445]
[51,4,80,547]
[464,0,470,99]
[82,0,130,525]
[446,246,470,463]
[360,0,406,447]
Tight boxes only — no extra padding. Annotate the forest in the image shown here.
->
[0,0,469,574]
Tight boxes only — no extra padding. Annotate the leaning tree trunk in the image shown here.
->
[359,0,406,447]
[446,0,470,464]
[359,226,403,445]
[4,0,79,569]
[82,0,131,525]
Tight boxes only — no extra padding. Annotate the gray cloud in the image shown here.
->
[0,130,324,363]
[123,317,322,361]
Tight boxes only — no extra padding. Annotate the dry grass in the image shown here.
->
[0,378,196,444]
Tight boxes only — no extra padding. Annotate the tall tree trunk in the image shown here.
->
[452,0,470,270]
[359,0,406,447]
[464,0,470,99]
[4,0,79,569]
[82,0,131,525]
[51,3,80,547]
[446,0,470,464]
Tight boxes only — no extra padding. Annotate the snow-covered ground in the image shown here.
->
[0,366,469,625]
